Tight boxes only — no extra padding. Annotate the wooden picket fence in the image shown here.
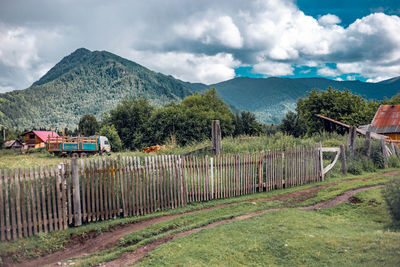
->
[0,145,323,241]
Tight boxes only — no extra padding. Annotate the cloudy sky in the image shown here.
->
[0,0,399,93]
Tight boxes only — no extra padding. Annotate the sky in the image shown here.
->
[0,0,399,93]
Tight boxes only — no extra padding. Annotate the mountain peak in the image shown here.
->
[33,48,93,86]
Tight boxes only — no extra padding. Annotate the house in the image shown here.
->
[4,140,23,149]
[367,105,400,141]
[22,130,60,149]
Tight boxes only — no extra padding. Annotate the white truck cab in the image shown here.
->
[98,136,111,153]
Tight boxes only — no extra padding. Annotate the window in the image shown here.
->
[29,134,35,140]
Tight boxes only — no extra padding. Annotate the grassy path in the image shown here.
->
[2,170,399,266]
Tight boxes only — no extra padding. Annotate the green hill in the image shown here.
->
[0,48,194,130]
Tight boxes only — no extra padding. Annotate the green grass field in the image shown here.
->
[139,187,400,266]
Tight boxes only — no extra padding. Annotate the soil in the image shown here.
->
[6,170,397,267]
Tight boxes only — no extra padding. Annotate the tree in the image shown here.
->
[279,111,303,137]
[78,114,99,136]
[96,125,123,152]
[106,97,154,150]
[296,87,378,135]
[240,111,264,136]
[147,88,235,146]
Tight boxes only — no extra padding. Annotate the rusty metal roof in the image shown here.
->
[368,105,400,134]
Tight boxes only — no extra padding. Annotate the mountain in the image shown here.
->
[204,77,400,124]
[1,48,399,129]
[0,48,194,130]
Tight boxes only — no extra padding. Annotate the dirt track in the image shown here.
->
[9,170,397,267]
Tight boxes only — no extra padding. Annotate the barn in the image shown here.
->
[22,130,60,149]
[367,105,400,141]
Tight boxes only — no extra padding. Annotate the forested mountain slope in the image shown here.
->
[0,48,194,130]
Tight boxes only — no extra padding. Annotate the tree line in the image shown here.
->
[78,88,263,151]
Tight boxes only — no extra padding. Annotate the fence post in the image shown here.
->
[319,143,325,181]
[365,131,371,158]
[340,144,347,175]
[381,138,388,168]
[210,157,214,199]
[212,120,222,155]
[71,158,82,226]
[258,150,264,192]
[347,126,356,156]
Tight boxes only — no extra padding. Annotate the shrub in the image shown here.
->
[382,177,400,222]
[388,155,400,168]
[347,157,363,175]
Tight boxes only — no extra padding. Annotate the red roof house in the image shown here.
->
[22,130,59,148]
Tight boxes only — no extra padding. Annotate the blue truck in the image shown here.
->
[46,135,111,156]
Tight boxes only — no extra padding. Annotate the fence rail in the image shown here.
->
[0,145,323,241]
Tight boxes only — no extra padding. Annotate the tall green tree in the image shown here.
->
[147,88,235,146]
[106,97,154,150]
[279,111,303,137]
[296,87,378,135]
[96,125,123,152]
[78,114,99,136]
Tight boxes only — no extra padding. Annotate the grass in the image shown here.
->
[0,133,349,169]
[139,188,400,266]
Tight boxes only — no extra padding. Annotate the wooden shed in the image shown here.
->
[4,140,23,149]
[22,130,59,149]
[367,105,400,141]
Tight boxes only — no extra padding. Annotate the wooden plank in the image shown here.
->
[88,159,95,222]
[55,165,63,231]
[103,158,110,219]
[50,166,58,231]
[94,159,100,221]
[39,166,48,233]
[98,158,104,220]
[171,155,178,207]
[65,163,72,225]
[161,156,167,209]
[113,157,119,218]
[79,159,86,222]
[0,169,4,240]
[133,157,140,215]
[29,167,38,235]
[23,168,32,237]
[71,158,81,231]
[15,169,23,238]
[143,157,149,213]
[119,156,126,217]
[127,157,133,216]
[10,170,17,239]
[152,156,158,211]
[44,166,52,232]
[61,163,68,230]
[138,157,144,215]
[3,170,11,240]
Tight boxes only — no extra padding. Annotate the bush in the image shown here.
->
[347,158,363,175]
[382,177,400,222]
[388,155,400,168]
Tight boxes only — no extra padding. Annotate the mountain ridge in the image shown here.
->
[0,48,399,129]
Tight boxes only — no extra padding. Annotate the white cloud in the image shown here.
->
[335,77,344,81]
[0,0,400,91]
[318,14,341,25]
[253,61,294,76]
[175,15,243,49]
[317,66,340,77]
[125,50,240,84]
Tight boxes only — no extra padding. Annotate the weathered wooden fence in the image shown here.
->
[0,145,323,241]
